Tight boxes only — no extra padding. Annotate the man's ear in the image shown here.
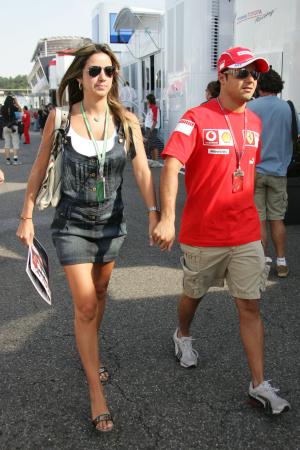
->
[218,72,227,86]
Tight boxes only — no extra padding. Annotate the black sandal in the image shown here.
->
[92,413,114,432]
[99,366,110,384]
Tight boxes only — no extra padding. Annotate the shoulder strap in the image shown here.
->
[287,100,298,145]
[117,122,136,159]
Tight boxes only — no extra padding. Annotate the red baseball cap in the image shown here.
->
[218,46,269,73]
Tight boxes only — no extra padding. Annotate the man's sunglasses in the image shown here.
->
[87,65,115,78]
[224,68,260,81]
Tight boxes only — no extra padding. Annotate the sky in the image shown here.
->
[0,0,101,78]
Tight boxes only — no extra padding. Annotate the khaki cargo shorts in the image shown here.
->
[180,241,268,300]
[255,173,288,221]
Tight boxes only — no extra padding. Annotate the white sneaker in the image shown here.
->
[249,380,291,415]
[173,328,198,368]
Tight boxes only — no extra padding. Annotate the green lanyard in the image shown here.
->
[80,101,110,201]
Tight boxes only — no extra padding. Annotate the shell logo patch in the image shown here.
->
[221,131,232,144]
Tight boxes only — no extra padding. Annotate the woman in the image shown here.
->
[16,43,159,432]
[2,95,22,164]
[22,106,31,144]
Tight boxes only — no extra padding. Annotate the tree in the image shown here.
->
[0,75,29,90]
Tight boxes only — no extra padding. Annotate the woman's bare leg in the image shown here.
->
[92,261,115,381]
[64,262,114,430]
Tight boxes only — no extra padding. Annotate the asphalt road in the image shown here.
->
[1,132,300,450]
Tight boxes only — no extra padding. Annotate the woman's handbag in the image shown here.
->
[35,108,69,210]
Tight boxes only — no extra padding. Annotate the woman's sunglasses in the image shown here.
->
[224,68,260,81]
[87,65,115,78]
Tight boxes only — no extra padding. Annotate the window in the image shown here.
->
[110,13,133,44]
[150,55,155,92]
[146,68,150,91]
[37,67,44,79]
[31,75,38,87]
[156,70,161,89]
[130,63,137,89]
[211,0,220,69]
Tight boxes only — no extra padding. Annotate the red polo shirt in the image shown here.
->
[162,98,262,247]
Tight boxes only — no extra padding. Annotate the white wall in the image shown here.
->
[165,0,234,137]
[234,0,300,110]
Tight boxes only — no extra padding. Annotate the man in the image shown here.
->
[22,106,31,144]
[153,47,290,415]
[120,81,137,112]
[205,80,220,100]
[247,69,300,277]
[145,93,163,167]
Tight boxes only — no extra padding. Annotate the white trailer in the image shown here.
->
[234,0,300,111]
[164,0,234,139]
[115,0,234,141]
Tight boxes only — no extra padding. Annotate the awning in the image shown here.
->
[114,7,163,35]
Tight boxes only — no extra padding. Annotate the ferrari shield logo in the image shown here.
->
[246,131,254,145]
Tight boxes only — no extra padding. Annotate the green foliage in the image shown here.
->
[0,75,29,90]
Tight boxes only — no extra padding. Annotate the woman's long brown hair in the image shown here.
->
[58,43,133,150]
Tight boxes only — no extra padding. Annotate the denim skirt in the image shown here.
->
[51,214,127,266]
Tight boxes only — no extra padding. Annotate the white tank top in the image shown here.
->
[67,126,117,157]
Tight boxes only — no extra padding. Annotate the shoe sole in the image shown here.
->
[277,272,289,278]
[248,395,291,415]
[173,337,197,368]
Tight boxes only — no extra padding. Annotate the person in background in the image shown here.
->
[22,106,31,144]
[205,80,220,100]
[153,46,291,416]
[145,93,163,167]
[247,69,300,277]
[38,105,49,135]
[0,104,4,140]
[0,168,5,183]
[2,95,22,165]
[33,110,39,131]
[16,43,159,433]
[119,81,137,112]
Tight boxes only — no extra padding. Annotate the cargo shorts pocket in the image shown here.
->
[180,256,201,298]
[259,263,270,292]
